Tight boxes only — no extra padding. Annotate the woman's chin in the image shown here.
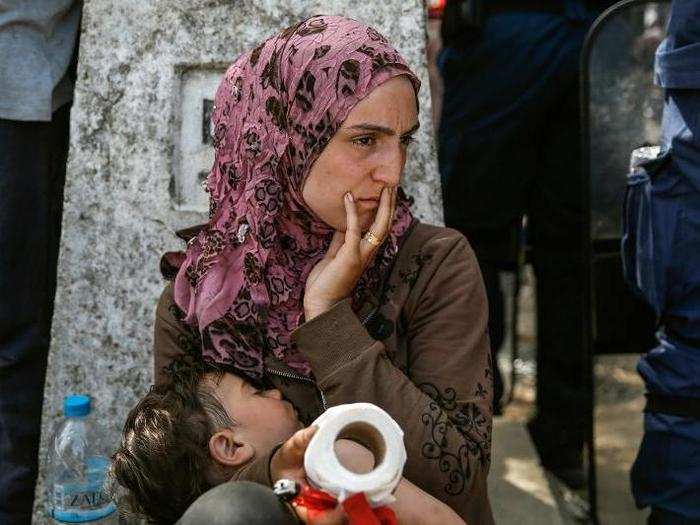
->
[325,203,378,232]
[359,212,377,231]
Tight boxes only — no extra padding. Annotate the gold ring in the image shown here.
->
[363,231,382,247]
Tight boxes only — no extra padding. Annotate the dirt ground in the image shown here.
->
[499,266,649,524]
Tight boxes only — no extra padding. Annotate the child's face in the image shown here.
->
[206,372,303,455]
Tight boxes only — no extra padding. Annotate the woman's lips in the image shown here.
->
[356,198,380,208]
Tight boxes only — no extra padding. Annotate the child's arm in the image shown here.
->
[334,439,466,525]
[270,429,466,525]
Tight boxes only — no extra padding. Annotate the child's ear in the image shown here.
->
[209,429,255,468]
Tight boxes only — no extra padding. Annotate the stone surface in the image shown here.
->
[33,1,440,521]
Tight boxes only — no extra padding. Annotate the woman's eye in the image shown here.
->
[401,135,415,147]
[352,136,375,148]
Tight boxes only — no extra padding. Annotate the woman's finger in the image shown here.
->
[325,230,345,259]
[384,186,398,237]
[360,186,392,258]
[374,186,393,236]
[343,192,361,247]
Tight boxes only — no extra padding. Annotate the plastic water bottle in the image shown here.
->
[46,395,118,524]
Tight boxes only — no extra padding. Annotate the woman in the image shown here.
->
[155,15,493,524]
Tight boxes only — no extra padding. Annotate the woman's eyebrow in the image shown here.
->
[345,122,420,136]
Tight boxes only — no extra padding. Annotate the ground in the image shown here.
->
[492,266,648,524]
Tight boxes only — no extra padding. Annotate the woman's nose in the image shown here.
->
[263,388,283,400]
[372,145,404,187]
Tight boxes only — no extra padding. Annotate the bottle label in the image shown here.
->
[50,457,116,523]
[51,483,116,523]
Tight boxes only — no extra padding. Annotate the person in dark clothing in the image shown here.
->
[0,1,81,522]
[437,0,614,487]
[624,1,700,522]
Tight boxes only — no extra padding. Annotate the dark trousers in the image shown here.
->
[438,10,590,465]
[648,506,700,525]
[0,104,70,523]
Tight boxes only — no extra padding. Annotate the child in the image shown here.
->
[112,360,464,524]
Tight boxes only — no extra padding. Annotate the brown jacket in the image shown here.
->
[153,221,494,525]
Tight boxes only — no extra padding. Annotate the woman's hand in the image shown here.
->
[304,186,397,321]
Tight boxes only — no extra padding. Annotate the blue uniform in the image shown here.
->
[624,1,700,521]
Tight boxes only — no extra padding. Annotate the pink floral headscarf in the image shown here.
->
[173,15,420,379]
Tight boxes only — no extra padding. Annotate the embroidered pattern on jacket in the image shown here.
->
[418,382,492,496]
[398,252,433,287]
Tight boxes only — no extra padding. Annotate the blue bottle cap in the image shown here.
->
[64,395,91,417]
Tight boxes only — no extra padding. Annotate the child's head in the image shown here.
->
[112,361,301,524]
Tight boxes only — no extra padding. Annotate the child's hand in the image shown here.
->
[271,427,348,524]
[270,426,317,485]
[293,502,347,525]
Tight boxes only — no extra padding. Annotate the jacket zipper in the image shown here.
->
[360,308,377,326]
[266,367,328,411]
[266,308,377,412]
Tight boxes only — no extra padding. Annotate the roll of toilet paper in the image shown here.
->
[303,403,407,507]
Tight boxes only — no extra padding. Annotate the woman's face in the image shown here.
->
[302,75,419,232]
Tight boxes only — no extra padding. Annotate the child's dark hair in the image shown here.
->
[112,359,235,524]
